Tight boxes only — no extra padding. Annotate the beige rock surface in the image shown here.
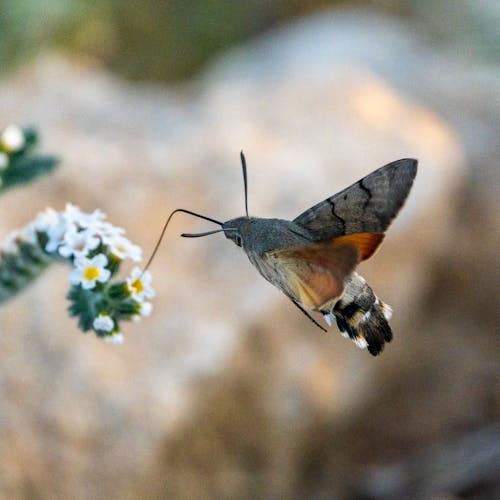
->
[0,8,498,499]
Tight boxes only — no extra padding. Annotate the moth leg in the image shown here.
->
[291,300,327,333]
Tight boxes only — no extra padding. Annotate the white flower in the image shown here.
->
[93,314,114,332]
[33,208,59,232]
[0,152,9,170]
[31,208,66,250]
[63,204,107,230]
[98,221,126,240]
[21,222,40,246]
[107,235,142,261]
[104,333,124,344]
[62,206,142,261]
[69,254,111,289]
[44,212,69,253]
[0,125,25,152]
[126,267,154,302]
[132,301,152,322]
[58,226,100,259]
[139,301,153,316]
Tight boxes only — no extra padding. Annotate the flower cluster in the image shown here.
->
[0,124,58,192]
[0,204,154,342]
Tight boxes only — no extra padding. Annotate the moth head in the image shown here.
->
[222,217,249,248]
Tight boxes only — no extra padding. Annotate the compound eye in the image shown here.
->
[235,236,242,247]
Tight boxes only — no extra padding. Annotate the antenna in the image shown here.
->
[142,208,222,273]
[181,228,233,238]
[240,151,249,217]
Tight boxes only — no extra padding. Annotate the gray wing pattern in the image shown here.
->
[294,159,417,240]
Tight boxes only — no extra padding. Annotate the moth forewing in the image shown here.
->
[293,158,418,239]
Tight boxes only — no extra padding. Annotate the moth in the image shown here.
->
[147,154,417,355]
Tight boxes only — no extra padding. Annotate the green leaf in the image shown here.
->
[67,285,99,332]
[1,154,59,190]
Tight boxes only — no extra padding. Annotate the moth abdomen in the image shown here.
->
[323,272,393,356]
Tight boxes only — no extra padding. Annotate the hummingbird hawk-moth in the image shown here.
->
[147,154,417,355]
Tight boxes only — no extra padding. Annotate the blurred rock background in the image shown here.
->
[0,1,499,499]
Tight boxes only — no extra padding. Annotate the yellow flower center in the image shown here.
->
[83,267,100,281]
[131,278,144,294]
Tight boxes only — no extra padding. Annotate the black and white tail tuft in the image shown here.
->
[322,273,393,356]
